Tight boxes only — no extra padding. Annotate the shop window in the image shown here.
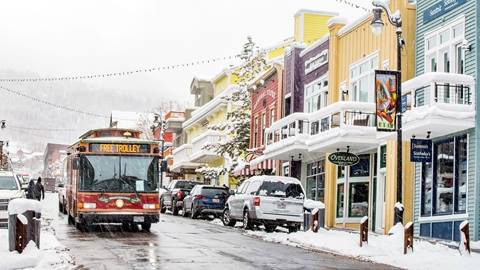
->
[350,154,370,177]
[421,135,468,216]
[379,145,387,169]
[421,162,433,216]
[348,182,369,218]
[336,183,344,218]
[306,160,325,202]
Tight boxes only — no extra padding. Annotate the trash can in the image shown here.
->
[8,199,42,252]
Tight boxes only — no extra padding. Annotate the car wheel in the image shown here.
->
[264,224,277,232]
[288,225,300,233]
[242,209,253,230]
[222,208,236,227]
[141,222,151,232]
[190,204,198,219]
[160,199,166,214]
[172,200,179,216]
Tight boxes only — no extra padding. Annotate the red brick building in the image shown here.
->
[246,64,283,175]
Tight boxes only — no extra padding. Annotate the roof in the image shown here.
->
[294,9,339,17]
[78,136,160,145]
[78,128,141,139]
[299,34,329,57]
[246,175,302,184]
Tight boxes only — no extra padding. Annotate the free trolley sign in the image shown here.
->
[328,152,360,166]
[410,139,432,162]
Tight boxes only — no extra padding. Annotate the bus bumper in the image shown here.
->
[78,213,159,224]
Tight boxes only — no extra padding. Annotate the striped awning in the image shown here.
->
[238,159,275,176]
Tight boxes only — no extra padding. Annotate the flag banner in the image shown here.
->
[375,70,400,132]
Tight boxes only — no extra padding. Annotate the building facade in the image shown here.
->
[262,1,417,234]
[409,0,478,241]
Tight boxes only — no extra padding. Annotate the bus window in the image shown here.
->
[80,155,159,193]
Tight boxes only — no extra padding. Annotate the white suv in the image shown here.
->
[222,176,305,232]
[0,171,26,228]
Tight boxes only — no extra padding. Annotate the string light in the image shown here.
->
[0,85,109,119]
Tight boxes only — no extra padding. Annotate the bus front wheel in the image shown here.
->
[141,223,151,232]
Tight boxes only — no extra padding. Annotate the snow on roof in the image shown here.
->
[247,175,301,184]
[299,34,329,58]
[8,198,42,215]
[327,16,348,27]
[294,9,339,17]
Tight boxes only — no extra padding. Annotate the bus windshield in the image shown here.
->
[80,155,159,192]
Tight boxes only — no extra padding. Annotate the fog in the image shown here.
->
[0,0,369,151]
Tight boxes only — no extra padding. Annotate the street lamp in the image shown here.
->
[152,114,166,188]
[370,0,405,225]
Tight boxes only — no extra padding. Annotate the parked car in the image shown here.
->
[160,180,198,215]
[222,176,305,233]
[182,185,229,219]
[0,171,26,228]
[57,181,67,214]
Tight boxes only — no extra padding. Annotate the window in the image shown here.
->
[349,182,369,217]
[424,17,465,75]
[269,108,275,128]
[261,113,266,145]
[350,155,370,177]
[306,160,325,202]
[421,135,468,216]
[336,184,345,218]
[349,53,378,102]
[253,116,258,147]
[304,75,328,113]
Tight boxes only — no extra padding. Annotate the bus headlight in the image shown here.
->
[115,199,124,208]
[143,204,156,209]
[83,203,96,209]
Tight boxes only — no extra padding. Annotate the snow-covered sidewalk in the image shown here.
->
[0,193,74,270]
[208,217,480,270]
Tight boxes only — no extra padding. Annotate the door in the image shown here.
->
[229,181,249,218]
[375,172,386,233]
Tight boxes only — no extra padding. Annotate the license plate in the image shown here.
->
[277,202,286,209]
[133,216,144,223]
[212,199,220,203]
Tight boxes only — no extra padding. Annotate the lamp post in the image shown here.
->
[370,0,405,224]
[152,114,166,188]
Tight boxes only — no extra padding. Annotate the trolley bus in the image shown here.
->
[64,128,161,231]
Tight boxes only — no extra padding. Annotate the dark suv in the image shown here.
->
[160,180,197,215]
[182,185,229,219]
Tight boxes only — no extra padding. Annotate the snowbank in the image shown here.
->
[304,199,325,210]
[243,226,480,270]
[8,198,42,215]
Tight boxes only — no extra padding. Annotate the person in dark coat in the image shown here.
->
[33,177,45,201]
[26,179,35,199]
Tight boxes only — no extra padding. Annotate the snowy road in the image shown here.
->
[49,206,398,270]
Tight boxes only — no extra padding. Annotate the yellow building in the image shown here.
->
[262,1,416,234]
[172,10,337,187]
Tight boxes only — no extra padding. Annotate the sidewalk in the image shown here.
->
[0,193,73,270]
[242,224,480,270]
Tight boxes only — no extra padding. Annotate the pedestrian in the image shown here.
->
[26,179,35,199]
[33,177,45,201]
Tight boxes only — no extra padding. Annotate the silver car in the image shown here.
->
[222,176,305,233]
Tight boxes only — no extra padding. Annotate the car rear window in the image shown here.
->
[175,181,197,189]
[0,176,18,190]
[201,187,228,197]
[257,181,304,199]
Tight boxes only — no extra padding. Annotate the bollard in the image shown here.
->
[9,210,41,252]
[404,222,414,254]
[360,216,368,247]
[311,208,319,233]
[459,220,470,254]
[15,214,28,253]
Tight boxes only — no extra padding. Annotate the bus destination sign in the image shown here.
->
[89,143,151,154]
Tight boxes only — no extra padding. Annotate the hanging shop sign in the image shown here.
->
[410,139,433,162]
[328,152,360,166]
[375,70,400,132]
[423,0,466,24]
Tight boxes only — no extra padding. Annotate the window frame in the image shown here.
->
[304,74,329,113]
[348,52,379,103]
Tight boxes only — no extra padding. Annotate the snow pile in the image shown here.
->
[304,199,325,210]
[8,198,42,215]
[243,225,480,270]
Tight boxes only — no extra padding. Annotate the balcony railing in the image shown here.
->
[190,131,226,161]
[265,102,375,148]
[402,72,475,109]
[172,144,193,165]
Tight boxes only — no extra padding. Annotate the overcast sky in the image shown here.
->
[0,0,371,104]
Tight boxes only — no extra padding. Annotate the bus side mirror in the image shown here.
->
[160,160,168,172]
[72,158,80,170]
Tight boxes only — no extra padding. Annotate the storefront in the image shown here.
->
[413,0,478,241]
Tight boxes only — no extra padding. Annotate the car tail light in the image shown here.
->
[253,196,260,207]
[177,191,183,200]
[195,194,204,200]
